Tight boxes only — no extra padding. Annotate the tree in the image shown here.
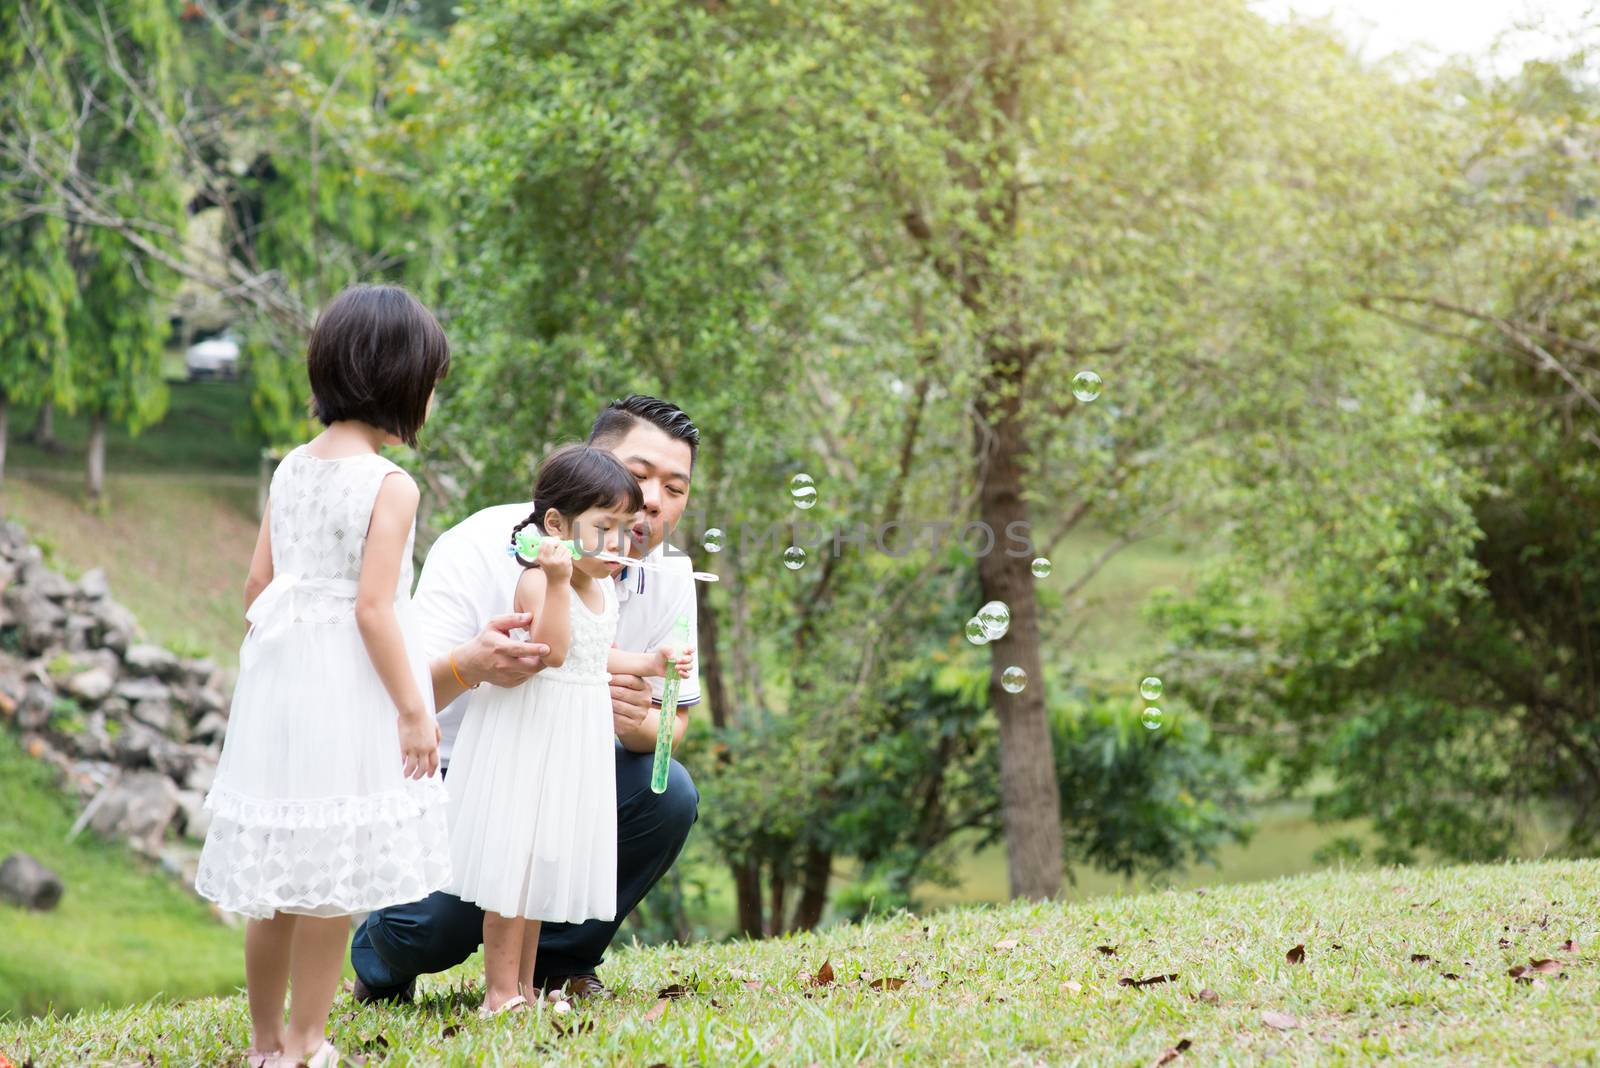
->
[0,0,75,481]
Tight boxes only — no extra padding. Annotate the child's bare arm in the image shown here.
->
[516,551,573,667]
[356,472,437,778]
[242,506,274,620]
[607,646,694,680]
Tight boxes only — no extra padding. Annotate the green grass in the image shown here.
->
[0,732,244,1020]
[2,860,1594,1065]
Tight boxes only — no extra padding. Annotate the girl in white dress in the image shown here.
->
[194,284,452,1068]
[445,444,693,1016]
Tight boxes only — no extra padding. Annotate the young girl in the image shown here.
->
[444,444,693,1016]
[194,284,453,1068]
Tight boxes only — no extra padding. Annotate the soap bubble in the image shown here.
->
[783,545,807,570]
[1141,707,1164,731]
[1000,666,1027,693]
[1031,557,1052,578]
[977,600,1010,641]
[1071,370,1103,402]
[703,528,725,553]
[1139,676,1163,701]
[965,618,989,645]
[790,473,817,510]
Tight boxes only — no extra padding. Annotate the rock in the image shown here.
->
[71,712,116,760]
[130,697,176,734]
[125,644,182,681]
[84,771,179,854]
[63,614,99,652]
[183,754,219,794]
[195,687,228,715]
[101,627,131,656]
[0,559,16,595]
[66,666,116,703]
[92,599,139,649]
[0,852,65,911]
[17,682,54,731]
[113,719,164,767]
[174,789,212,841]
[148,736,195,780]
[180,657,219,688]
[78,568,111,600]
[190,711,228,744]
[114,677,171,704]
[4,586,66,654]
[18,560,76,601]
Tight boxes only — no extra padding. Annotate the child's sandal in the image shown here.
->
[299,1042,340,1068]
[244,1049,282,1068]
[477,994,529,1020]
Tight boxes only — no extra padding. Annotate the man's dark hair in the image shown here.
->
[588,394,700,465]
[510,444,646,567]
[305,283,450,447]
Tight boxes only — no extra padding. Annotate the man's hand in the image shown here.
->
[455,613,549,688]
[609,672,652,736]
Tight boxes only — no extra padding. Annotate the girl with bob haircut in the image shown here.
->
[196,283,453,1068]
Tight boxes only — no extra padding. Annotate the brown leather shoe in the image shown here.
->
[540,974,612,1002]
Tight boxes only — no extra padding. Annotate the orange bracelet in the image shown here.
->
[448,651,478,691]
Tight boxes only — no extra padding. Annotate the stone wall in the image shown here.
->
[0,519,234,892]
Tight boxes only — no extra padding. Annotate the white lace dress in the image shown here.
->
[194,447,451,919]
[445,579,618,922]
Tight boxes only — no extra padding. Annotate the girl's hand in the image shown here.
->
[398,711,441,779]
[653,644,695,680]
[538,538,573,583]
[670,644,695,680]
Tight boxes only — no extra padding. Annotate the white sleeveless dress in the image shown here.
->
[445,579,618,922]
[195,447,451,919]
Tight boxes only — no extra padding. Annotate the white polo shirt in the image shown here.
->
[415,502,702,766]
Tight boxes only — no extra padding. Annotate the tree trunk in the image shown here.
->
[766,864,786,937]
[733,858,763,938]
[0,394,9,484]
[86,410,107,500]
[696,578,731,729]
[29,400,56,448]
[789,843,832,931]
[975,346,1063,899]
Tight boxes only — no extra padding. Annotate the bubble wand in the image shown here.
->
[509,530,719,582]
[651,614,692,794]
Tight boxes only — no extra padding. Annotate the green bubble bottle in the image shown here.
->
[651,614,691,794]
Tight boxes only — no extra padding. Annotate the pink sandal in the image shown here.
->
[244,1051,281,1068]
[292,1042,339,1068]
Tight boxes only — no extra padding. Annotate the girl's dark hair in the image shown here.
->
[510,444,646,567]
[306,283,450,447]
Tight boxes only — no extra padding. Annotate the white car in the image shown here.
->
[185,331,241,379]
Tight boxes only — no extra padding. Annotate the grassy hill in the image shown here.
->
[0,732,244,1020]
[2,859,1594,1065]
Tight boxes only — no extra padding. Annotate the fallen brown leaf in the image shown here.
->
[741,980,765,992]
[1526,958,1563,974]
[1441,972,1461,980]
[657,983,694,999]
[808,960,835,987]
[1261,1010,1299,1030]
[993,938,1020,951]
[1409,954,1432,963]
[1096,945,1118,956]
[868,977,907,991]
[1559,939,1579,953]
[1152,1038,1192,1066]
[1285,944,1305,966]
[1118,973,1178,988]
[644,999,669,1023]
[440,1024,462,1039]
[1197,988,1221,1004]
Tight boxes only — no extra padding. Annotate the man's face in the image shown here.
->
[607,423,693,556]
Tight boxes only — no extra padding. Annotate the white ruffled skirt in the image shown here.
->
[194,593,450,920]
[445,669,617,922]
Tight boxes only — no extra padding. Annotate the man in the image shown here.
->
[350,395,702,1001]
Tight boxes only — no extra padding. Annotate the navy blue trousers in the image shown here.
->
[350,745,698,992]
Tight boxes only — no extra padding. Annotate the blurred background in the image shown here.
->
[2,0,1597,1018]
